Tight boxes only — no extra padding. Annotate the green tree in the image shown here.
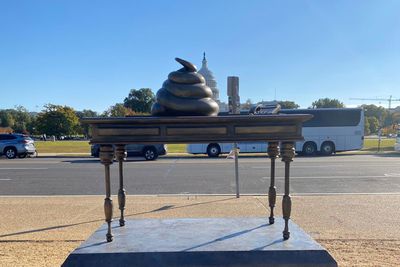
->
[311,98,345,108]
[360,104,388,128]
[366,116,380,134]
[0,106,34,134]
[364,117,371,135]
[27,115,38,135]
[76,109,98,136]
[103,103,135,117]
[76,109,98,119]
[0,110,15,128]
[278,101,299,109]
[123,88,155,114]
[36,104,80,137]
[392,111,400,125]
[361,104,387,120]
[11,106,32,133]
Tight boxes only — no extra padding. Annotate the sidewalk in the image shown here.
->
[0,195,399,266]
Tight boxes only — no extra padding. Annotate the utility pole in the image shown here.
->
[227,76,240,198]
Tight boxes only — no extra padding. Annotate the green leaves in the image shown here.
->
[36,104,80,137]
[123,88,155,114]
[311,98,345,108]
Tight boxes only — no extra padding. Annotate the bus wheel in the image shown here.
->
[207,144,221,158]
[321,142,335,156]
[302,142,317,156]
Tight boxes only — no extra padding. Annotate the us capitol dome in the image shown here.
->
[198,52,220,101]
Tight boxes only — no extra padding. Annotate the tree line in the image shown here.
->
[0,88,155,137]
[242,97,399,135]
[0,91,399,137]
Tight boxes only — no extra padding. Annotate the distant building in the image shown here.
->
[198,52,219,101]
[198,53,229,111]
[218,101,229,112]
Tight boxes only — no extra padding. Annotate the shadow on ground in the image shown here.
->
[0,197,237,239]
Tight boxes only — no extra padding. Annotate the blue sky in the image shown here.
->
[1,0,399,112]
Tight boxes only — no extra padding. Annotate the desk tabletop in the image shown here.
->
[82,114,313,145]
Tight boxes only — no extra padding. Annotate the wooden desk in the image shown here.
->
[83,114,312,242]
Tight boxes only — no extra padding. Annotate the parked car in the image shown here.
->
[91,144,167,160]
[395,132,400,152]
[0,134,37,159]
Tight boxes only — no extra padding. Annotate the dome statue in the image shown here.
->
[198,52,220,101]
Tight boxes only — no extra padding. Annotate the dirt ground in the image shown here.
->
[0,195,399,266]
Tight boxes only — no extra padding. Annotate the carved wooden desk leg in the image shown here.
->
[100,145,114,242]
[267,142,279,224]
[281,142,295,240]
[115,145,127,227]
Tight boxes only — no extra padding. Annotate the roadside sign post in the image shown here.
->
[228,76,240,198]
[378,128,382,153]
[233,142,239,197]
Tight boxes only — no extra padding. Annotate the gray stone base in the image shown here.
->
[62,217,337,267]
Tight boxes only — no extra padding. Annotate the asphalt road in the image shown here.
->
[0,154,400,195]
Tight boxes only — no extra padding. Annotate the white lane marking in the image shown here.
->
[261,175,400,179]
[0,178,11,181]
[384,173,400,177]
[0,168,49,170]
[1,192,400,197]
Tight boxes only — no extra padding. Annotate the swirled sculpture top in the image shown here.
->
[151,58,219,116]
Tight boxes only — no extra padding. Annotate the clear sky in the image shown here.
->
[1,0,399,113]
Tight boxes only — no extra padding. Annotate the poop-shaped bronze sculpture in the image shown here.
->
[151,58,219,116]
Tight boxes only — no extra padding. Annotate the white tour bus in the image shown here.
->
[187,108,364,157]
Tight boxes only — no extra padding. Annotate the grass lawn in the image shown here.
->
[363,138,396,151]
[167,144,186,153]
[35,141,186,154]
[34,139,397,154]
[35,141,91,153]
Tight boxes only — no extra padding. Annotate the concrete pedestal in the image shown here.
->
[62,217,337,267]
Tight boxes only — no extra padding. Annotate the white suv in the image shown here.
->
[0,134,37,159]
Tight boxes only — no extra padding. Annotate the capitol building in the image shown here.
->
[198,53,228,112]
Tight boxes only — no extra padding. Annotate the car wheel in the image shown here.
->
[143,147,158,161]
[320,142,335,156]
[5,147,17,159]
[207,144,221,158]
[302,142,317,156]
[18,153,27,158]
